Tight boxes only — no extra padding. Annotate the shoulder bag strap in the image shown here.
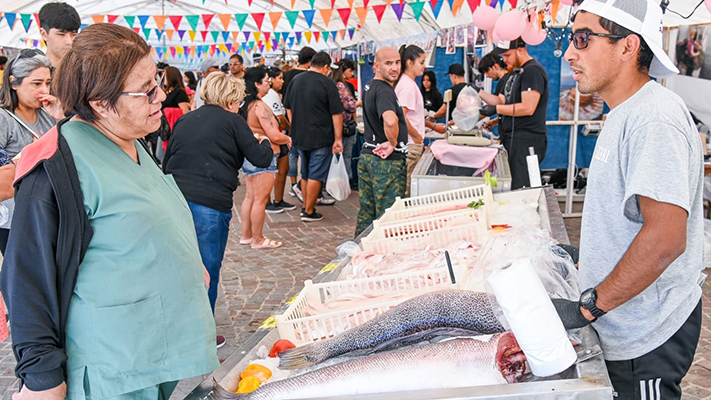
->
[4,109,41,140]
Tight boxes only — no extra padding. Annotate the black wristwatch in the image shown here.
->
[579,288,606,321]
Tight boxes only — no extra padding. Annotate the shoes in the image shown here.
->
[217,335,226,349]
[301,211,323,222]
[288,185,297,197]
[300,208,305,217]
[239,238,252,245]
[316,194,336,205]
[292,184,303,202]
[273,200,296,211]
[251,238,282,249]
[265,202,285,214]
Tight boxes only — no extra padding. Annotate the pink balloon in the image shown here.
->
[493,9,527,41]
[473,6,499,31]
[561,0,574,5]
[492,30,501,46]
[706,0,711,12]
[521,22,547,46]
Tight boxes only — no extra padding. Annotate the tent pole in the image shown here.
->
[564,83,582,217]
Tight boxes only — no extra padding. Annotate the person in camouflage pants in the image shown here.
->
[355,154,406,236]
[355,47,409,237]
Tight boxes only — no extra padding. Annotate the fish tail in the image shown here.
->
[207,379,247,400]
[278,342,328,370]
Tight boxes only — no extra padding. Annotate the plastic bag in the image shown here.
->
[451,86,482,132]
[326,154,351,201]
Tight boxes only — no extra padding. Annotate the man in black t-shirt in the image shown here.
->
[477,51,513,136]
[433,63,467,120]
[283,52,344,222]
[355,47,408,237]
[481,38,549,189]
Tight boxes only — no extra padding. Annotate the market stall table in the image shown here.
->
[182,187,612,400]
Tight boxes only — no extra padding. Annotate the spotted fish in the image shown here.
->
[279,289,505,369]
[210,333,526,400]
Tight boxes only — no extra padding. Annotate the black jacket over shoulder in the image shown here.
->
[1,119,93,391]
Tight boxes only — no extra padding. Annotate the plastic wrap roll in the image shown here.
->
[487,258,576,376]
[526,154,542,187]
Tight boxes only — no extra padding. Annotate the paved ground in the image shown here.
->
[1,191,711,399]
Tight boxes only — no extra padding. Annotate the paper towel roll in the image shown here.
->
[526,154,542,187]
[487,258,576,377]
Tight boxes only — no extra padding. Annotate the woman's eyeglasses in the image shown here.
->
[9,48,44,72]
[121,77,162,104]
[568,31,626,50]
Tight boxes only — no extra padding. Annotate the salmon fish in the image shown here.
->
[209,333,526,400]
[279,289,505,369]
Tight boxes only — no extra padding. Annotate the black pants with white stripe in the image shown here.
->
[606,300,701,400]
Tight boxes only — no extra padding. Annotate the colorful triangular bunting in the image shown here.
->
[319,8,333,27]
[372,4,387,23]
[251,13,265,31]
[269,12,282,30]
[186,15,199,31]
[302,9,316,28]
[218,14,231,31]
[337,8,351,26]
[92,15,104,24]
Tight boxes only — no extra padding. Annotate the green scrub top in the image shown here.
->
[61,121,220,400]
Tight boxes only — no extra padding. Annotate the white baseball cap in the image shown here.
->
[577,0,678,78]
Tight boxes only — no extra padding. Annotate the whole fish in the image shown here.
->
[279,289,505,369]
[209,333,526,400]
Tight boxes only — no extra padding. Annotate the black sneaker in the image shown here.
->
[265,202,285,214]
[274,200,297,211]
[301,211,323,222]
[300,208,305,217]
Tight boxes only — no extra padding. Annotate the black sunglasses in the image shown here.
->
[568,31,627,50]
[9,48,44,72]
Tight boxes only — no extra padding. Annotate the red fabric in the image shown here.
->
[14,126,59,184]
[162,107,183,151]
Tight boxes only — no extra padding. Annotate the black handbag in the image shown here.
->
[343,119,357,137]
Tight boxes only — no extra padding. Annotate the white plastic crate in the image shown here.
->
[361,222,482,254]
[275,269,451,345]
[378,184,494,224]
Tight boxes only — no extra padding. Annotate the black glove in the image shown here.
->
[479,105,497,117]
[551,298,593,330]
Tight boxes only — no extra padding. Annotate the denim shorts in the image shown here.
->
[298,146,331,182]
[242,154,278,176]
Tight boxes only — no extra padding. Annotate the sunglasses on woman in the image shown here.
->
[568,31,626,50]
[9,48,45,72]
[121,77,162,104]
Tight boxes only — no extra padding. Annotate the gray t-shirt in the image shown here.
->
[0,108,55,157]
[579,81,705,361]
[0,108,55,229]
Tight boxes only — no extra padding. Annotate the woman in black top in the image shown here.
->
[163,72,273,313]
[420,70,443,114]
[162,66,190,114]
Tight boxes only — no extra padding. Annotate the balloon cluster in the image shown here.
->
[472,6,547,46]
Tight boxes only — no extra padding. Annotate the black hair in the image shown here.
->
[239,67,268,120]
[298,46,317,65]
[0,56,6,66]
[39,2,80,32]
[420,70,440,95]
[184,70,197,90]
[267,66,282,79]
[310,52,331,68]
[399,45,424,72]
[478,52,507,73]
[338,58,356,71]
[230,53,243,63]
[573,11,654,73]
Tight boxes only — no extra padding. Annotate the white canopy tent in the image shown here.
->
[1,0,710,120]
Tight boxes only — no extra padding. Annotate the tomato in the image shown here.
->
[269,339,296,358]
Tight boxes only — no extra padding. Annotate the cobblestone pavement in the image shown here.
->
[1,194,711,399]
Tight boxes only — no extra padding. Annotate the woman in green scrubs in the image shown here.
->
[2,24,219,400]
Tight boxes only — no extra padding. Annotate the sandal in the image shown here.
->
[251,238,282,250]
[239,238,252,245]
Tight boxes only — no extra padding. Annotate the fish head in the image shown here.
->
[495,332,527,384]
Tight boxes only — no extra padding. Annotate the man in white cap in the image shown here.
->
[552,0,704,398]
[191,58,221,110]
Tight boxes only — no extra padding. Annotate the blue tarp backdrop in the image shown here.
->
[358,28,598,170]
